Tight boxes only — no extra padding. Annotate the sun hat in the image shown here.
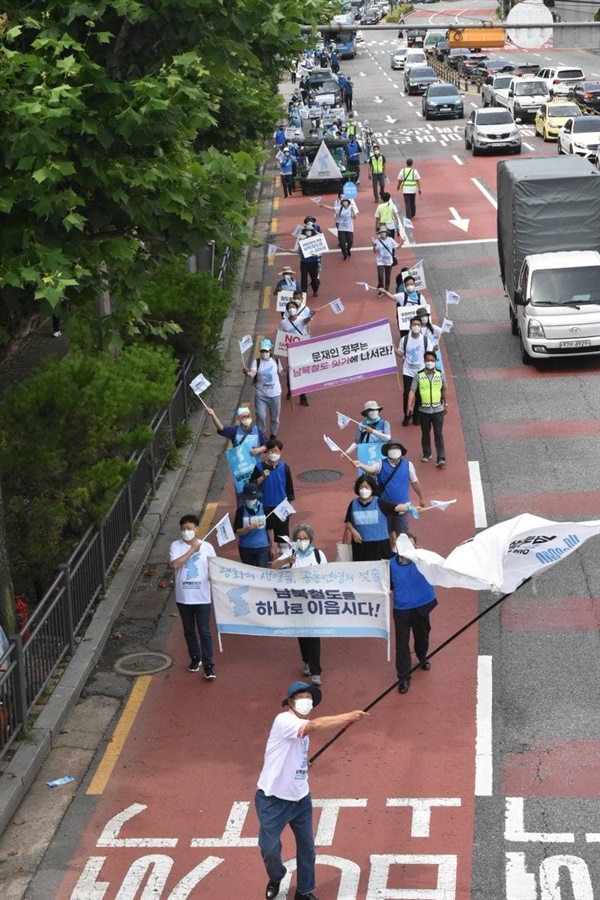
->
[381,439,407,457]
[259,338,273,350]
[362,400,382,414]
[282,681,322,708]
[279,266,295,276]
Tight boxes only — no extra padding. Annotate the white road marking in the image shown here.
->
[440,140,447,147]
[452,154,464,166]
[523,142,535,151]
[470,102,478,108]
[407,101,413,106]
[471,178,498,210]
[475,656,493,797]
[415,111,423,117]
[276,238,497,256]
[544,56,551,60]
[468,460,488,529]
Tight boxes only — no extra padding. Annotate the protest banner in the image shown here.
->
[287,318,396,396]
[225,441,256,495]
[274,327,308,359]
[396,303,430,332]
[276,289,307,313]
[209,558,390,647]
[299,231,329,258]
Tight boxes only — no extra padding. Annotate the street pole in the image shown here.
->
[0,478,17,635]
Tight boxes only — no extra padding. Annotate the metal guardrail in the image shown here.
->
[0,252,232,763]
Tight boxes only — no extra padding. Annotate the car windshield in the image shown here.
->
[429,85,458,97]
[573,119,600,132]
[515,81,547,96]
[488,60,509,69]
[310,78,338,92]
[548,105,580,117]
[476,111,513,125]
[393,49,407,57]
[530,267,600,306]
[494,76,513,89]
[411,68,435,78]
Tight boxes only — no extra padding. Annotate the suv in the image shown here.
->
[306,71,342,107]
[537,66,585,96]
[390,47,409,70]
[507,78,549,122]
[464,108,521,155]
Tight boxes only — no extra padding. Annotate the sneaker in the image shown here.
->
[420,455,431,463]
[203,665,216,680]
[188,656,201,672]
[436,459,446,468]
[302,662,310,676]
[402,416,411,427]
[311,674,321,686]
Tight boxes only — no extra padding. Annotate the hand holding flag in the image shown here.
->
[323,433,354,463]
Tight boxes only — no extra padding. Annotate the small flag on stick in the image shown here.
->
[355,282,370,292]
[272,498,296,522]
[336,411,352,429]
[423,499,457,512]
[239,334,253,358]
[215,514,236,546]
[190,373,211,407]
[330,298,345,314]
[441,317,453,333]
[445,291,461,305]
[267,243,278,258]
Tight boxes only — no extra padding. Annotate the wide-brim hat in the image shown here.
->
[362,400,382,414]
[282,680,322,708]
[381,440,407,457]
[279,266,295,276]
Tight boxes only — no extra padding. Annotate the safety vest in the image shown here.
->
[377,201,394,225]
[347,122,356,138]
[370,154,384,174]
[379,458,409,505]
[417,370,443,407]
[400,167,417,191]
[350,498,389,542]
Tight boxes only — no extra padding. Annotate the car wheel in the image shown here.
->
[458,110,464,119]
[519,335,532,365]
[543,128,549,142]
[424,112,430,120]
[514,144,521,154]
[465,135,471,150]
[509,305,519,336]
[557,141,563,154]
[472,145,479,156]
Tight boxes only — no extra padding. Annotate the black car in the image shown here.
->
[569,80,600,111]
[435,40,449,62]
[446,49,470,70]
[422,83,464,119]
[405,65,439,95]
[472,59,514,79]
[362,7,381,23]
[407,29,426,48]
[512,62,540,78]
[458,54,489,78]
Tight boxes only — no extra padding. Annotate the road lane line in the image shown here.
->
[87,676,153,795]
[468,460,488,528]
[471,178,498,209]
[263,286,271,308]
[452,155,464,166]
[275,238,497,256]
[272,197,279,211]
[475,656,493,796]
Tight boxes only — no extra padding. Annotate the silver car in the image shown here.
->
[390,47,408,70]
[464,108,521,155]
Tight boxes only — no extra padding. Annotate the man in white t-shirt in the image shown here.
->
[256,682,368,900]
[169,514,216,679]
[396,316,433,426]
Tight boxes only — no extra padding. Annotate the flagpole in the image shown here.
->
[308,578,532,766]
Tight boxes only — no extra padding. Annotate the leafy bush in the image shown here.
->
[386,4,415,23]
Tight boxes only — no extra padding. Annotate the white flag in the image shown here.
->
[441,317,453,333]
[272,498,296,522]
[239,334,253,355]
[446,291,461,305]
[323,434,342,453]
[403,217,414,229]
[292,225,305,237]
[430,499,457,511]
[330,298,345,314]
[310,196,322,204]
[410,260,426,291]
[215,513,236,547]
[356,281,370,292]
[190,373,211,396]
[337,411,352,429]
[397,515,600,594]
[267,243,278,258]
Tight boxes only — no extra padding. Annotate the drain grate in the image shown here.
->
[298,469,343,483]
[132,563,171,592]
[114,651,173,676]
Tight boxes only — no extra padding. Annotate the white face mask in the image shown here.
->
[246,500,259,510]
[411,325,421,335]
[425,361,436,370]
[420,316,429,324]
[297,539,311,552]
[359,488,372,499]
[287,307,298,318]
[260,351,271,359]
[181,529,196,542]
[293,698,313,716]
[267,452,281,462]
[239,417,252,427]
[404,284,416,294]
[367,410,379,420]
[387,449,402,460]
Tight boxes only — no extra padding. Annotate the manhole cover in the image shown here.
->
[114,652,173,676]
[298,469,343,483]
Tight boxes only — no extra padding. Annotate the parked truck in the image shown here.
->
[497,156,600,363]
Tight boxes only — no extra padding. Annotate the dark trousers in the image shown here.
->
[371,172,386,202]
[338,230,354,259]
[344,94,353,111]
[393,606,431,682]
[255,790,315,895]
[286,370,307,407]
[298,637,321,675]
[404,192,417,219]
[386,511,409,538]
[281,174,294,197]
[377,264,393,292]
[403,373,420,423]
[347,159,360,180]
[239,545,270,567]
[176,603,213,664]
[420,411,445,462]
[300,259,320,296]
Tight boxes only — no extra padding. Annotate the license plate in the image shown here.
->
[526,108,537,113]
[559,339,591,348]
[440,105,451,109]
[493,142,508,147]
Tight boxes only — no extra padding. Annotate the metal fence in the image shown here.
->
[0,248,232,762]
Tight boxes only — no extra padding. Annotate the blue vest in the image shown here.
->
[256,461,287,506]
[390,556,435,610]
[350,498,389,542]
[280,157,293,175]
[234,425,261,449]
[379,458,409,504]
[239,502,269,548]
[357,417,391,444]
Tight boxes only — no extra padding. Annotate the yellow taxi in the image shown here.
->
[534,101,581,141]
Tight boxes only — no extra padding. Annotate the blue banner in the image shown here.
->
[225,442,256,494]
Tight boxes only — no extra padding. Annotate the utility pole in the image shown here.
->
[0,478,16,635]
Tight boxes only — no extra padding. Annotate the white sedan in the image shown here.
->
[557,116,600,159]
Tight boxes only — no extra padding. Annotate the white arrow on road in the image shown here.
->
[358,72,368,77]
[448,207,470,233]
[385,115,397,124]
[374,96,385,104]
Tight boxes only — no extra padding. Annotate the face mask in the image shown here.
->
[420,317,429,324]
[246,500,259,510]
[267,452,280,462]
[405,285,415,294]
[181,529,196,542]
[287,307,298,317]
[260,351,271,359]
[367,410,379,421]
[388,449,402,460]
[374,151,380,156]
[293,698,313,716]
[240,417,252,427]
[359,488,372,499]
[411,325,421,335]
[297,539,310,552]
[425,361,436,370]
[342,202,350,209]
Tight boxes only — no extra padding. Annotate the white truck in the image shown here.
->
[497,157,600,364]
[481,73,513,108]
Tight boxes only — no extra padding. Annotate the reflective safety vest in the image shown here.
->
[417,370,443,407]
[377,201,395,225]
[370,154,384,174]
[347,121,356,138]
[400,167,417,191]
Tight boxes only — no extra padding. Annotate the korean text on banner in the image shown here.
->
[225,441,256,495]
[209,557,390,641]
[409,260,426,291]
[274,327,307,359]
[287,318,396,397]
[276,289,307,313]
[397,303,430,332]
[299,232,329,259]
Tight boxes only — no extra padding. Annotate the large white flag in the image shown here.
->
[397,515,600,594]
[215,514,236,547]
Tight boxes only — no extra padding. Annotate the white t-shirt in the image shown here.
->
[169,540,216,605]
[399,332,432,376]
[374,236,398,266]
[279,310,312,336]
[278,548,327,567]
[249,356,283,398]
[257,710,309,801]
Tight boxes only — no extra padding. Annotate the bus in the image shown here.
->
[322,24,357,59]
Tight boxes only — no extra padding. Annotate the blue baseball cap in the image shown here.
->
[282,681,322,708]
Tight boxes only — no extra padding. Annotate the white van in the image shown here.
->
[511,250,600,363]
[404,49,427,72]
[507,78,549,122]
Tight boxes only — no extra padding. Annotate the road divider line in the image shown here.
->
[271,216,278,234]
[475,655,493,796]
[87,676,152,795]
[198,501,219,536]
[471,178,498,210]
[452,155,464,166]
[468,460,488,529]
[263,286,271,309]
[273,197,279,211]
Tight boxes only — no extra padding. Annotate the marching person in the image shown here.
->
[279,293,313,406]
[255,681,368,900]
[408,350,448,467]
[244,338,284,438]
[279,146,295,198]
[379,272,424,339]
[234,482,270,567]
[298,225,321,298]
[344,400,391,456]
[272,524,326,686]
[345,132,362,182]
[397,157,422,220]
[204,405,268,504]
[335,195,357,261]
[373,226,399,294]
[375,191,402,240]
[368,144,387,203]
[391,533,437,694]
[274,265,301,296]
[250,437,296,557]
[169,514,216,679]
[361,119,374,163]
[396,316,434,426]
[344,474,422,562]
